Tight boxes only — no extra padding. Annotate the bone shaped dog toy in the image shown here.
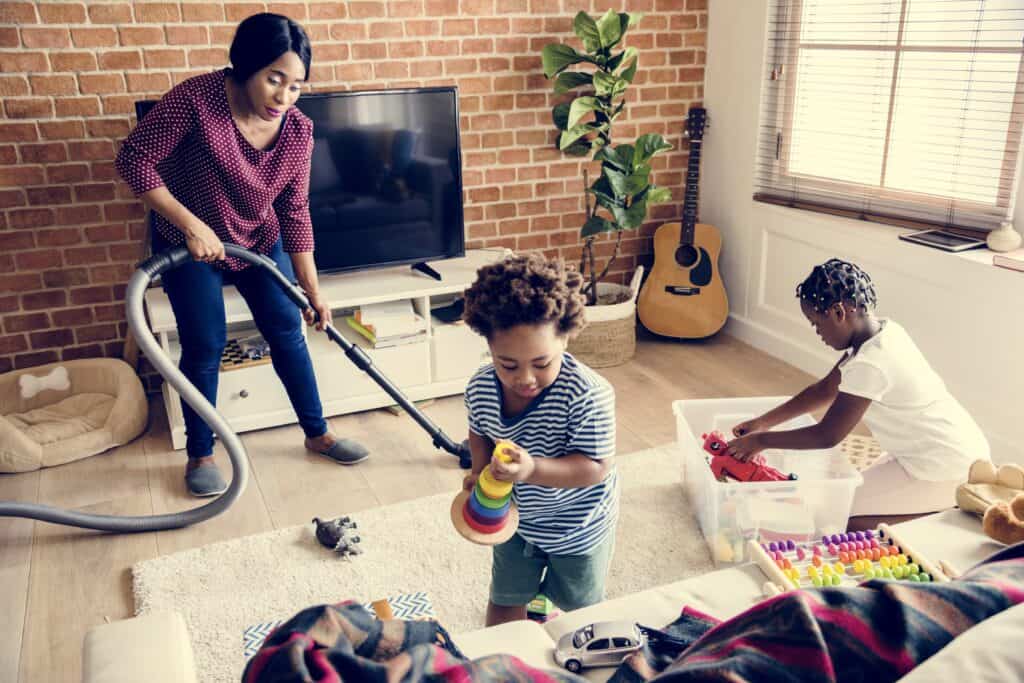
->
[19,366,70,399]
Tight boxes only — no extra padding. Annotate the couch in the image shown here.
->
[82,509,1006,682]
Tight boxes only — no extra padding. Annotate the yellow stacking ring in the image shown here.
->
[492,441,514,464]
[478,466,512,499]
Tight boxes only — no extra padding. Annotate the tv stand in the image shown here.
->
[411,261,442,281]
[143,249,508,450]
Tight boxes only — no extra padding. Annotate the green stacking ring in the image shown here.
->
[474,485,511,510]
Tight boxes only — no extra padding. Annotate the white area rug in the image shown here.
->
[133,444,712,682]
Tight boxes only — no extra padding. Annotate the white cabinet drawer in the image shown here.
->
[215,363,292,421]
[431,321,490,382]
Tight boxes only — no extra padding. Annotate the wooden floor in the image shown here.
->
[0,331,814,682]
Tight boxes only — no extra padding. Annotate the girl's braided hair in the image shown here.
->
[462,253,586,339]
[796,258,877,313]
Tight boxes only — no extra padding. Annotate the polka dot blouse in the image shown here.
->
[116,68,314,271]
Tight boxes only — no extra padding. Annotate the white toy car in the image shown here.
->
[553,621,645,673]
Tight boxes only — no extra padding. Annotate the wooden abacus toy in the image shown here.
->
[450,442,519,545]
[749,524,950,596]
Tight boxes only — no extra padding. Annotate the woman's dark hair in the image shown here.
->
[463,253,587,340]
[796,258,878,313]
[228,13,311,83]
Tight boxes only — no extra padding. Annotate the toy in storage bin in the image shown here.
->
[674,397,863,565]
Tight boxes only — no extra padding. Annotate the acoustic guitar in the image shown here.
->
[638,108,728,339]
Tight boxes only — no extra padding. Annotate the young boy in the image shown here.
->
[461,253,619,626]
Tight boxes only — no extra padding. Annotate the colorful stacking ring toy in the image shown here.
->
[451,441,520,545]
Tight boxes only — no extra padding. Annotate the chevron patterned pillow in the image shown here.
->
[242,591,436,658]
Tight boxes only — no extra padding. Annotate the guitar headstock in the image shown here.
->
[684,107,708,141]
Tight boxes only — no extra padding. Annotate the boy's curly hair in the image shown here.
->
[796,258,878,313]
[462,253,587,339]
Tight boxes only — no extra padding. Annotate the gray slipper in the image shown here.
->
[185,464,228,497]
[313,439,370,465]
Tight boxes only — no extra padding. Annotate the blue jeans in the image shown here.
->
[153,231,327,458]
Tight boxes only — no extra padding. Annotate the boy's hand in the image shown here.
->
[490,443,536,483]
[726,433,764,462]
[462,472,480,491]
[732,417,767,437]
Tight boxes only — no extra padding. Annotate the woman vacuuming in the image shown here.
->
[116,13,369,497]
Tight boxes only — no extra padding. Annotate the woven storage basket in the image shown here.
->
[567,268,643,368]
[568,314,636,368]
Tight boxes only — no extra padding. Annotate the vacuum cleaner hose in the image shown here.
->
[0,244,471,531]
[0,246,270,531]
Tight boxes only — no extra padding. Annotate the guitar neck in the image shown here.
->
[680,139,701,247]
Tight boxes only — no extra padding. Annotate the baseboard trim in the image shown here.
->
[724,313,1022,465]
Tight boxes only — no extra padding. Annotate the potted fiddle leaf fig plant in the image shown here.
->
[542,9,673,366]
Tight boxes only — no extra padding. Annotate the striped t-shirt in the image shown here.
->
[465,353,618,555]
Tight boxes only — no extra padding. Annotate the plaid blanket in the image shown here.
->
[241,600,579,682]
[244,543,1024,682]
[619,542,1024,682]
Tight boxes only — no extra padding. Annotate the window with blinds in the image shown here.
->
[755,0,1024,232]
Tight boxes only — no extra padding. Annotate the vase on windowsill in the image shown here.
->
[987,221,1022,253]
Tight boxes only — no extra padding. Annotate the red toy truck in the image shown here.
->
[702,431,797,483]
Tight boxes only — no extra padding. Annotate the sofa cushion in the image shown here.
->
[83,611,197,683]
[456,619,557,673]
[890,508,1006,574]
[896,603,1024,683]
[543,563,768,645]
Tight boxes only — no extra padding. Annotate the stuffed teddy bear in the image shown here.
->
[983,494,1024,545]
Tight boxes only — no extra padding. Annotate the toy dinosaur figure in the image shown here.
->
[312,516,363,557]
[702,431,797,483]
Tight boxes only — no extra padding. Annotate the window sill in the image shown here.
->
[953,247,1014,271]
[758,202,1021,282]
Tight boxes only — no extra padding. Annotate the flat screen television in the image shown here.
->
[296,87,465,274]
[135,86,465,275]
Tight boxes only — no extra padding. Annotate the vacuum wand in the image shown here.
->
[219,244,471,468]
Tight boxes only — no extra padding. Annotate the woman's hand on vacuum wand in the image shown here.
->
[303,290,331,331]
[183,222,225,263]
[137,187,224,263]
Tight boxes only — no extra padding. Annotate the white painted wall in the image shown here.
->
[703,0,1024,464]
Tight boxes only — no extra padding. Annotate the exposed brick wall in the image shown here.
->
[0,0,706,377]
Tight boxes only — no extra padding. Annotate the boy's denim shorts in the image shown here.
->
[490,531,615,611]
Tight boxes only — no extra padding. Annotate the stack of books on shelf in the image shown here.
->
[345,300,427,348]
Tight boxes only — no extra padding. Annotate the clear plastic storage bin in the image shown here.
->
[674,397,863,565]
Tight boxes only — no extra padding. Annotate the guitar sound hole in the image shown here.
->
[675,245,698,268]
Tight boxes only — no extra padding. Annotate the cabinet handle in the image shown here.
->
[239,389,249,398]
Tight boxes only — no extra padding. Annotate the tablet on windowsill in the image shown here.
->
[897,229,987,252]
